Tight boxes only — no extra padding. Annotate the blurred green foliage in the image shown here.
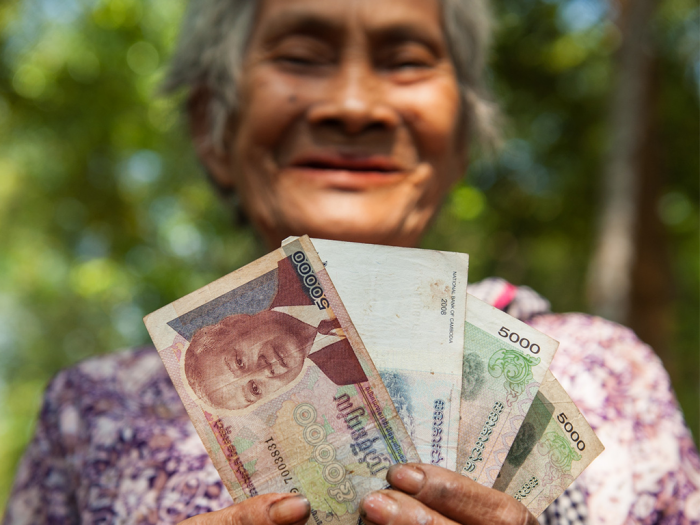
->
[0,0,697,514]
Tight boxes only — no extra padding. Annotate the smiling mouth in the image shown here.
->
[291,153,403,173]
[297,161,397,174]
[288,154,405,189]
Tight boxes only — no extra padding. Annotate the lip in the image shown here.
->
[287,153,407,190]
[290,153,403,172]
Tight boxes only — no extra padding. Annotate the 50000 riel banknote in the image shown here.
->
[144,236,419,524]
[311,238,468,470]
[493,370,604,516]
[457,295,558,487]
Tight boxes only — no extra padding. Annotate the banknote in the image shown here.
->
[144,236,420,523]
[309,238,469,470]
[493,370,604,516]
[457,294,558,487]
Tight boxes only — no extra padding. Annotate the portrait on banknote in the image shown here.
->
[174,253,368,413]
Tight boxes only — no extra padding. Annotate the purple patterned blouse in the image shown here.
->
[3,279,699,524]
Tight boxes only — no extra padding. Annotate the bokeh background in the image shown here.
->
[0,0,697,513]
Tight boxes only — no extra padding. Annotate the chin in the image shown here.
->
[248,183,436,248]
[284,201,428,247]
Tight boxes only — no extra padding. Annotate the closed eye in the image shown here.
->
[375,42,438,77]
[389,59,430,70]
[270,36,335,70]
[277,54,325,67]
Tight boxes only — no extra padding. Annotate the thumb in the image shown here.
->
[179,493,310,525]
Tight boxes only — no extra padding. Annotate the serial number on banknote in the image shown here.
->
[265,437,295,486]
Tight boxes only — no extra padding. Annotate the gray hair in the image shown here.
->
[164,0,500,152]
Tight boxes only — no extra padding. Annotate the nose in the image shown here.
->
[307,62,399,136]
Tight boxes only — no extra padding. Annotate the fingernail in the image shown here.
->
[387,464,425,495]
[269,495,310,525]
[360,492,398,525]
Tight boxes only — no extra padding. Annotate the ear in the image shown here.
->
[188,88,237,191]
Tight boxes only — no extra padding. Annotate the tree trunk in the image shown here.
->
[627,56,674,370]
[587,0,658,324]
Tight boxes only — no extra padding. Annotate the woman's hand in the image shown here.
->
[177,463,535,525]
[360,464,538,525]
[178,493,310,525]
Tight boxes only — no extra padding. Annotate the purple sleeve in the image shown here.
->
[2,348,234,523]
[3,371,79,524]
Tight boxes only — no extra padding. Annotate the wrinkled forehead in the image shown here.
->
[250,0,446,49]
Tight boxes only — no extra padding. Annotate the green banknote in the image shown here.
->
[144,236,419,523]
[457,294,559,487]
[493,370,604,516]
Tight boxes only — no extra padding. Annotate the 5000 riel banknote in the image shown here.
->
[493,370,604,517]
[310,238,469,470]
[457,295,558,487]
[144,236,419,523]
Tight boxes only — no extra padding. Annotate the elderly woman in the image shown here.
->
[4,0,699,524]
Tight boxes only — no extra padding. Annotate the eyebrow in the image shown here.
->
[255,10,445,55]
[256,11,344,45]
[368,23,444,55]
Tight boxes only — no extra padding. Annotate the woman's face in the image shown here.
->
[198,0,464,248]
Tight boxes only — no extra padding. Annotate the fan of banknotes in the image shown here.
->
[144,235,603,523]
